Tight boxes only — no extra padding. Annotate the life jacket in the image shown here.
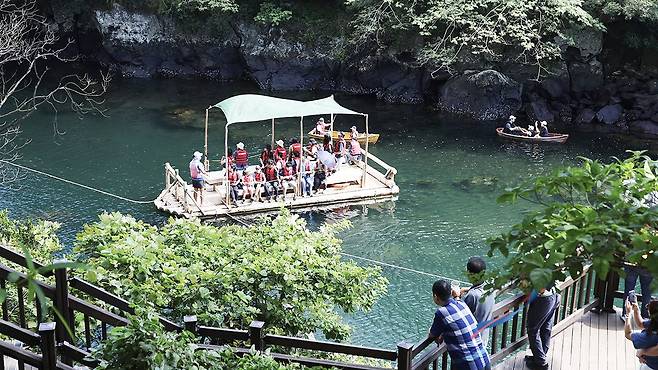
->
[334,139,346,155]
[265,166,277,181]
[234,149,248,165]
[350,140,362,156]
[225,156,233,168]
[254,172,265,182]
[189,160,202,179]
[242,175,252,186]
[260,150,270,164]
[274,146,287,161]
[304,160,313,173]
[323,142,331,152]
[290,143,302,155]
[282,166,295,177]
[228,171,239,185]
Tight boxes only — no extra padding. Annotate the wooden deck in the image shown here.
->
[155,158,399,219]
[495,309,638,370]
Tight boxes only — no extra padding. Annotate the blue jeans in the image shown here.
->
[526,294,560,366]
[623,266,654,318]
[301,175,313,196]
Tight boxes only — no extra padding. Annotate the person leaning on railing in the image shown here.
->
[428,279,491,370]
[626,298,658,370]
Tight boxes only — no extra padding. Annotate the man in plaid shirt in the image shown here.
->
[428,280,491,370]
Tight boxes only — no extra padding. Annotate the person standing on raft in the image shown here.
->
[189,151,207,204]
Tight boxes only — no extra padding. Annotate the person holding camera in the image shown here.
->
[625,292,658,370]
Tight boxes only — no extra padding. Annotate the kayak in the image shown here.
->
[496,128,569,143]
[308,129,380,144]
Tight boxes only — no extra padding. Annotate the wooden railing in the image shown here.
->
[0,245,618,370]
[404,266,600,370]
[364,152,397,185]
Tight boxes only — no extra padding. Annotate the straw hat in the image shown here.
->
[276,139,284,147]
[540,121,547,126]
[193,151,202,159]
[509,115,516,121]
[236,142,244,149]
[527,125,533,130]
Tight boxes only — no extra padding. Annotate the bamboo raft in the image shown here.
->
[154,152,398,219]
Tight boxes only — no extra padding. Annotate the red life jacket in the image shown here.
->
[228,171,239,185]
[234,149,248,165]
[274,146,287,161]
[254,172,265,182]
[334,139,346,155]
[282,166,294,177]
[323,142,331,151]
[260,150,270,164]
[290,143,302,155]
[265,167,277,181]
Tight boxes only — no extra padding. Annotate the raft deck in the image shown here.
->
[154,153,399,219]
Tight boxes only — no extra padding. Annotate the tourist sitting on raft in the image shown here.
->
[300,155,315,197]
[280,161,298,200]
[253,166,266,202]
[316,117,330,135]
[227,164,241,206]
[305,138,319,156]
[264,159,280,202]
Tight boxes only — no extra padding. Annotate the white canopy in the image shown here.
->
[213,94,364,125]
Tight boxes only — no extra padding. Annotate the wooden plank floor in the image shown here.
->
[494,309,638,370]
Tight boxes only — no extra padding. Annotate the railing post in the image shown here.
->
[54,259,72,345]
[249,321,265,351]
[397,341,413,370]
[593,273,606,312]
[165,163,171,188]
[184,315,198,334]
[39,322,57,370]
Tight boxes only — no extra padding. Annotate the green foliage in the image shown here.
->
[347,0,602,76]
[255,2,293,26]
[487,151,658,292]
[586,0,658,23]
[74,211,387,341]
[92,308,311,370]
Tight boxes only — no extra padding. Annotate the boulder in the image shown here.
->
[526,97,555,123]
[437,70,522,121]
[629,120,658,139]
[569,60,604,94]
[596,104,623,125]
[575,108,596,125]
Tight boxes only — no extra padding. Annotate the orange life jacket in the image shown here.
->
[274,146,287,161]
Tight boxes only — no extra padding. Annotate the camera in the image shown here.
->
[628,290,637,304]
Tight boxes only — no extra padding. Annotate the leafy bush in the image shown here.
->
[487,151,658,292]
[74,211,387,340]
[92,308,313,370]
[255,2,293,26]
[347,0,602,77]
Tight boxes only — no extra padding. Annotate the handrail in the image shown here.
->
[0,245,52,277]
[408,265,597,370]
[0,319,40,346]
[264,334,398,361]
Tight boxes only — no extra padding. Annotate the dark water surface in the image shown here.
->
[0,78,651,348]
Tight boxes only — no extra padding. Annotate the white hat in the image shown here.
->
[237,142,244,149]
[276,139,284,147]
[527,125,533,130]
[318,117,324,122]
[540,121,547,126]
[193,151,202,159]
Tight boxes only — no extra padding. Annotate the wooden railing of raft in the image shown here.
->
[163,162,207,215]
[0,245,617,370]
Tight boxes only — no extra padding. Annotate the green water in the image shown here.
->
[0,78,651,349]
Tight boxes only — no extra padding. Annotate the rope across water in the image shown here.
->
[2,160,470,285]
[0,160,155,204]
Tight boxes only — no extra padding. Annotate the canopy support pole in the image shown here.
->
[330,113,334,137]
[271,119,275,150]
[361,114,368,188]
[225,124,230,207]
[204,108,210,171]
[298,116,304,196]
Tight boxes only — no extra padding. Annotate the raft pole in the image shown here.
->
[2,160,470,286]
